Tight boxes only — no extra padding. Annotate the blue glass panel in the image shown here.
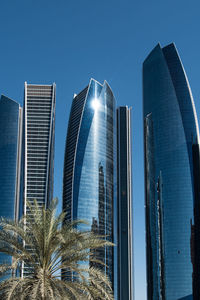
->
[63,79,116,285]
[0,95,20,270]
[143,44,200,300]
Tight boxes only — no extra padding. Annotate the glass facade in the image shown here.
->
[0,95,22,268]
[117,106,133,300]
[63,79,116,285]
[143,43,200,300]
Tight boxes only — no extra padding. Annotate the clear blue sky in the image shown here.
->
[1,1,200,299]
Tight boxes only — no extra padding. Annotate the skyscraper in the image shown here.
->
[143,43,200,300]
[21,82,56,220]
[117,106,133,300]
[0,95,22,266]
[63,78,115,284]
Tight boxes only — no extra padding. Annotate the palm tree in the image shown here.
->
[0,199,114,300]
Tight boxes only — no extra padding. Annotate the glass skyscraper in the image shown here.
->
[21,82,56,223]
[63,78,115,285]
[0,95,22,267]
[143,43,200,300]
[117,106,133,300]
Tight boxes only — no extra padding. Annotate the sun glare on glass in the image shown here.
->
[91,98,100,111]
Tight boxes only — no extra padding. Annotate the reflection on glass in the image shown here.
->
[90,163,106,270]
[143,43,200,299]
[157,172,165,299]
[0,95,22,279]
[63,79,116,286]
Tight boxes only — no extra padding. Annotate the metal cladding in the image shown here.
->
[22,82,56,216]
[117,106,133,300]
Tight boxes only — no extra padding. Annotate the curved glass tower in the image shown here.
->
[63,79,115,283]
[0,95,22,266]
[143,43,200,300]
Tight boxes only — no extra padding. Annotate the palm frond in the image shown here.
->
[0,199,114,299]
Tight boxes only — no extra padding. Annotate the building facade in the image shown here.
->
[21,82,56,221]
[117,106,133,300]
[143,43,200,300]
[0,95,22,267]
[63,78,115,285]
